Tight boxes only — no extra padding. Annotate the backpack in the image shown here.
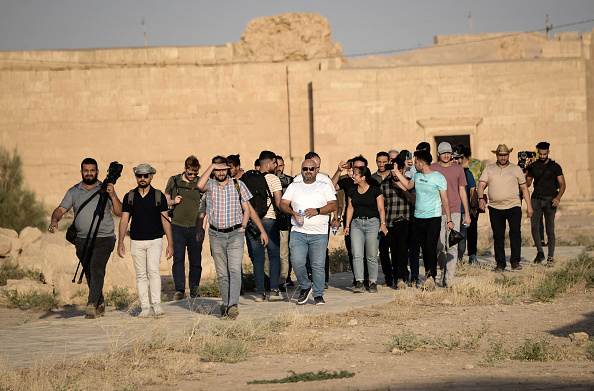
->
[240,170,273,218]
[127,188,163,216]
[168,173,201,217]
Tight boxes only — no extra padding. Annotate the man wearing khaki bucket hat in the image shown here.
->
[477,145,533,272]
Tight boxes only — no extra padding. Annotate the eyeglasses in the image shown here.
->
[135,173,150,179]
[301,167,316,172]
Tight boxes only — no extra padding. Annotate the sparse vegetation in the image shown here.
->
[2,289,58,311]
[0,146,46,232]
[511,337,562,361]
[248,370,355,384]
[329,246,350,273]
[531,251,594,302]
[0,263,44,286]
[104,287,135,309]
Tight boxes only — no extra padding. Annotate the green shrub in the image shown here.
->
[0,146,47,232]
[248,370,355,384]
[511,337,560,361]
[3,289,59,311]
[198,279,221,297]
[104,286,135,309]
[199,339,249,363]
[532,252,594,302]
[0,263,44,286]
[329,246,349,274]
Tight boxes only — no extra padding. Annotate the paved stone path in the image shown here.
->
[0,246,586,370]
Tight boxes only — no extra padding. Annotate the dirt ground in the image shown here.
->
[1,204,594,390]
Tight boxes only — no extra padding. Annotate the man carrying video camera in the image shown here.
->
[49,158,123,319]
[526,142,566,266]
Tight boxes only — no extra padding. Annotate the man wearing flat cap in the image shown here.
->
[118,163,173,317]
[477,145,533,271]
[525,142,565,266]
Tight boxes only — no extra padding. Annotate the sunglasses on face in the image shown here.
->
[185,171,198,177]
[301,167,316,172]
[135,173,150,179]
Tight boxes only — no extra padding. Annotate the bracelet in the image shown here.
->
[381,222,386,225]
[447,221,453,223]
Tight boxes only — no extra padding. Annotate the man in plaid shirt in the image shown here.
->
[197,155,268,319]
[381,155,416,289]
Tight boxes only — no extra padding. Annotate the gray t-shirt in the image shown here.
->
[59,181,115,238]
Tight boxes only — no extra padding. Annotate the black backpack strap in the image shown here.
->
[127,189,135,215]
[263,173,277,214]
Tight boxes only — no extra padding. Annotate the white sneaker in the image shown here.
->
[153,304,165,316]
[138,307,151,318]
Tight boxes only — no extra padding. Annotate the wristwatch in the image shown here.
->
[316,208,321,215]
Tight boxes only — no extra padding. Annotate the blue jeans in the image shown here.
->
[245,219,281,293]
[350,217,380,282]
[209,228,245,308]
[289,231,328,298]
[171,224,203,293]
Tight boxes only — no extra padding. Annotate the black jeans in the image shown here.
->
[414,217,441,279]
[530,197,557,257]
[467,212,479,256]
[172,224,203,293]
[378,234,393,284]
[75,236,116,307]
[387,220,410,282]
[489,206,522,268]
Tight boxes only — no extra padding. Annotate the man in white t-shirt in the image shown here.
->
[280,159,337,306]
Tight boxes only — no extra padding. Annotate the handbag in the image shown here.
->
[65,190,100,245]
[448,229,464,247]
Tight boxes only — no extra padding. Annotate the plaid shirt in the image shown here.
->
[381,174,415,225]
[205,178,252,229]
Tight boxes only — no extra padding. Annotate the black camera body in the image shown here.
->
[101,161,123,191]
[517,151,535,170]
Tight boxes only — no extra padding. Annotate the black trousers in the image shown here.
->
[489,206,522,268]
[387,220,410,282]
[75,236,116,306]
[414,217,441,279]
[467,212,479,256]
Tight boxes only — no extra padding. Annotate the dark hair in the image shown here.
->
[414,150,433,165]
[185,155,200,170]
[258,150,276,164]
[226,154,240,167]
[254,159,260,168]
[393,154,406,170]
[275,155,284,162]
[304,151,320,160]
[376,151,389,159]
[416,142,431,152]
[536,141,550,150]
[351,155,368,167]
[81,158,98,170]
[463,145,472,158]
[453,144,466,158]
[212,155,227,165]
[353,166,380,187]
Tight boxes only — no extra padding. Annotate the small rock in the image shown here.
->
[391,348,405,355]
[569,332,589,345]
[465,364,475,370]
[0,236,12,256]
[0,228,18,238]
[19,227,43,247]
[348,319,358,326]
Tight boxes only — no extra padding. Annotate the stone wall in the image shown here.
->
[0,15,592,207]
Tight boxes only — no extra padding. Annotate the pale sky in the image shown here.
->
[1,0,593,57]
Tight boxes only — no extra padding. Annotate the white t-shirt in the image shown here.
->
[292,172,335,192]
[282,179,336,235]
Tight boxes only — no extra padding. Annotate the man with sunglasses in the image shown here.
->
[118,164,173,317]
[165,156,203,300]
[281,159,337,305]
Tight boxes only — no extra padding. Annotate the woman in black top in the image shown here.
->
[344,167,388,293]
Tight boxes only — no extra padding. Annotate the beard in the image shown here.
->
[215,174,228,182]
[81,174,97,186]
[138,182,150,189]
[539,157,547,163]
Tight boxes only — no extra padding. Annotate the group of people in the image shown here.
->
[48,140,565,320]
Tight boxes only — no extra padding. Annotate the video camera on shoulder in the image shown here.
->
[517,151,536,170]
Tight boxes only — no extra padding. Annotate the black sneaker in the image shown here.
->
[314,296,325,306]
[279,284,287,292]
[297,286,312,305]
[268,290,283,301]
[511,263,522,270]
[353,281,365,293]
[533,251,545,265]
[369,282,378,293]
[173,291,184,301]
[190,289,200,298]
[255,292,266,302]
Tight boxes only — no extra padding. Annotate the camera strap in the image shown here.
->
[72,189,101,225]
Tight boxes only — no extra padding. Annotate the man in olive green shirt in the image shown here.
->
[165,156,204,299]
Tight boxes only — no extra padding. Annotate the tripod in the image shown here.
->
[72,186,111,284]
